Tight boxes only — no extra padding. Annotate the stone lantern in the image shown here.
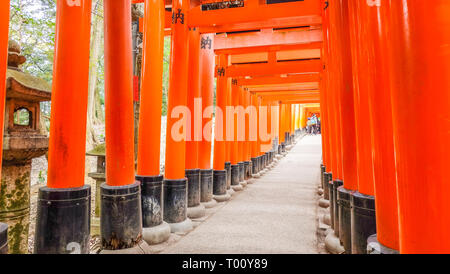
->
[0,41,51,254]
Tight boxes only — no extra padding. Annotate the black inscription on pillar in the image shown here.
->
[201,36,212,50]
[217,67,225,77]
[232,79,238,85]
[172,9,185,24]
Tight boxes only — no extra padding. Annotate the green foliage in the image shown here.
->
[13,108,30,125]
[9,0,56,83]
[162,36,171,116]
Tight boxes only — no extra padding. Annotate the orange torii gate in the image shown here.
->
[133,0,322,33]
[0,0,328,254]
[10,0,450,256]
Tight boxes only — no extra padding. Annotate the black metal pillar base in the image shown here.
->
[162,179,189,224]
[200,169,213,203]
[328,179,334,230]
[337,186,353,254]
[213,170,227,195]
[323,172,331,200]
[244,161,252,180]
[230,164,240,186]
[0,223,8,254]
[351,191,376,254]
[244,161,251,179]
[367,234,399,254]
[333,180,343,237]
[251,157,258,175]
[320,165,325,189]
[238,162,245,182]
[136,175,163,228]
[225,162,231,189]
[101,182,142,251]
[185,169,201,208]
[34,185,91,254]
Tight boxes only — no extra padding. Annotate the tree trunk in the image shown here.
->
[86,0,103,149]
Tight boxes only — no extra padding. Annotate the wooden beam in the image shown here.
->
[248,83,320,92]
[237,74,320,86]
[224,59,321,77]
[215,29,323,53]
[188,0,322,28]
[255,91,320,97]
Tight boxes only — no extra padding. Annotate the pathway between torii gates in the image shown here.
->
[163,135,322,254]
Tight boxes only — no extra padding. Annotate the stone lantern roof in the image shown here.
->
[2,41,51,163]
[5,40,51,102]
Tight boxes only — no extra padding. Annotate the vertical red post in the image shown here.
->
[185,27,206,219]
[136,0,170,244]
[185,28,200,171]
[230,82,239,166]
[165,0,189,180]
[198,34,214,171]
[34,0,92,254]
[212,54,230,201]
[382,0,450,254]
[237,87,246,183]
[0,0,9,181]
[229,80,242,191]
[104,0,135,187]
[213,55,227,171]
[320,0,334,202]
[243,89,249,162]
[137,0,165,177]
[320,54,332,199]
[279,103,286,146]
[101,0,144,252]
[198,33,216,207]
[251,94,260,175]
[256,96,263,171]
[362,1,399,253]
[328,0,358,253]
[163,0,194,230]
[347,0,378,254]
[289,104,295,138]
[0,0,9,255]
[224,77,232,192]
[225,78,232,166]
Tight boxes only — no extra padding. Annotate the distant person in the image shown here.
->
[317,117,321,134]
[310,115,317,135]
[306,118,312,134]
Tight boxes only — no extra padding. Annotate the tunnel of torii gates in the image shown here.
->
[0,0,449,255]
